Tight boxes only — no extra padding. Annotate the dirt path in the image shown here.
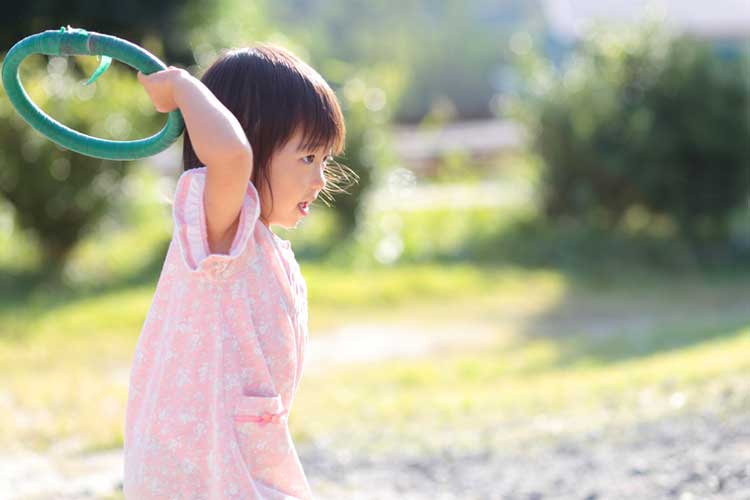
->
[303,320,500,373]
[303,408,750,499]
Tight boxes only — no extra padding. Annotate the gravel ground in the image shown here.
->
[2,407,749,499]
[303,409,750,500]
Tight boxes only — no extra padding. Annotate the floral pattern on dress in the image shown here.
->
[123,166,312,499]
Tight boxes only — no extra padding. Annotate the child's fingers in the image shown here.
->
[137,70,159,81]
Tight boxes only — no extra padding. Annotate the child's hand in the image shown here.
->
[137,66,187,113]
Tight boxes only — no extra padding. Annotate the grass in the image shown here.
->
[1,259,748,457]
[289,271,750,456]
[0,259,517,452]
[302,329,750,456]
[0,163,749,459]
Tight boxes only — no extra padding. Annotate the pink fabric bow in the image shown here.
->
[234,409,288,425]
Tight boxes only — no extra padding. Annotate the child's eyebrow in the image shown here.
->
[296,141,330,154]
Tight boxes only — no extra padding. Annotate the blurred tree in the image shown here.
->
[0,0,223,279]
[326,74,399,241]
[0,55,166,278]
[264,0,545,243]
[0,0,554,265]
[269,0,543,124]
[393,0,542,123]
[0,1,203,66]
[512,22,750,260]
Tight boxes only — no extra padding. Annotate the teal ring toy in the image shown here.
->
[1,25,184,160]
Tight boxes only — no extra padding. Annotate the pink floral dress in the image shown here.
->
[123,166,313,499]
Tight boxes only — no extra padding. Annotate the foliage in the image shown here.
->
[510,22,750,259]
[269,0,541,123]
[0,55,166,275]
[0,1,200,65]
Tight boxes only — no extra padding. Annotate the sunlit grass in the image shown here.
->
[292,322,750,455]
[0,261,544,453]
[1,163,749,458]
[1,259,748,456]
[301,262,567,331]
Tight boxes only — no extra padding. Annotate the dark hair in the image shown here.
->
[182,43,357,208]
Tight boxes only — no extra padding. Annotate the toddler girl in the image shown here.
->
[123,43,353,499]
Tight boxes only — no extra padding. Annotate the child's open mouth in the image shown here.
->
[298,201,309,216]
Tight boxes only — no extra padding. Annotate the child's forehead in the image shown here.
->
[293,136,332,155]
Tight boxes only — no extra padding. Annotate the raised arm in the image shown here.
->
[138,67,254,255]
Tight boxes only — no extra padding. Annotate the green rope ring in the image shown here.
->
[1,25,184,160]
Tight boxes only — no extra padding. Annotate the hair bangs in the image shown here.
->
[292,84,346,159]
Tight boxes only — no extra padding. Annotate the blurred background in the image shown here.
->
[1,1,749,498]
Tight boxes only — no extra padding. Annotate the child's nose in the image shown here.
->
[311,170,326,192]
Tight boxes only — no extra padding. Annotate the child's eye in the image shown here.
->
[303,154,333,165]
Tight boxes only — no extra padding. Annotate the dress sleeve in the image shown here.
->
[172,166,260,279]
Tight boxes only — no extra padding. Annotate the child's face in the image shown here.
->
[258,128,329,230]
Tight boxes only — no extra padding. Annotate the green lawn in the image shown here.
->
[1,164,748,457]
[1,259,748,456]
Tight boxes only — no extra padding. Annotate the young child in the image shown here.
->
[123,44,352,499]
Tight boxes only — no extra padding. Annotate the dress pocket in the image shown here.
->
[232,394,296,477]
[232,394,312,499]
